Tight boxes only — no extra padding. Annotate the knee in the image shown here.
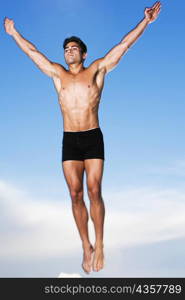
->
[88,183,101,200]
[70,187,83,204]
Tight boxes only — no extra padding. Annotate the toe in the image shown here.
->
[93,260,97,272]
[82,263,90,274]
[99,261,103,271]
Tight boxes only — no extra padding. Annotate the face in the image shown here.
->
[64,42,87,65]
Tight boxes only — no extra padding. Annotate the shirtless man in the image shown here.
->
[4,2,161,274]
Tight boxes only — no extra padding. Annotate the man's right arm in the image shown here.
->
[4,17,63,78]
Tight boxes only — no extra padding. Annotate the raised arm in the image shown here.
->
[97,1,161,73]
[4,17,63,78]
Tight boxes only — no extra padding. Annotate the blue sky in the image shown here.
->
[1,0,185,277]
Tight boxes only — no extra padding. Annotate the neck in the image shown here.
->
[68,62,85,74]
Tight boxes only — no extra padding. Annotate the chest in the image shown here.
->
[61,71,100,98]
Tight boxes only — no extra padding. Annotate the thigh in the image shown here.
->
[62,160,85,192]
[84,159,104,189]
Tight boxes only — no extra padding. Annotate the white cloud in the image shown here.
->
[58,272,82,278]
[0,179,79,258]
[0,179,185,262]
[104,186,185,248]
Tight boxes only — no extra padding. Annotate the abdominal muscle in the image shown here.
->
[58,89,101,132]
[62,109,99,132]
[53,65,104,132]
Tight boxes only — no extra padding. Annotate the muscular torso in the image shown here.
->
[52,63,105,131]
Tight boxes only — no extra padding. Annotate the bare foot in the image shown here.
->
[93,244,104,272]
[82,244,94,274]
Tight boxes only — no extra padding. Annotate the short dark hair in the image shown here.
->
[63,36,87,53]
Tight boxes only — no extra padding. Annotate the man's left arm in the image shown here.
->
[97,1,161,73]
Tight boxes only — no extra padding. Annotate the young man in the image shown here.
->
[4,2,161,274]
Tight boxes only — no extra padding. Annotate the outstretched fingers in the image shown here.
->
[152,1,161,10]
[155,5,161,16]
[150,1,161,18]
[154,2,162,12]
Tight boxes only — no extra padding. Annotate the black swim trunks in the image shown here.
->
[62,127,105,162]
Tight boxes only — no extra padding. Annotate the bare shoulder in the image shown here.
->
[88,58,106,74]
[52,62,66,77]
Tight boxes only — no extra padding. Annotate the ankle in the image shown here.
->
[82,241,92,249]
[95,241,104,249]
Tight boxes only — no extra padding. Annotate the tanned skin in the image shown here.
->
[4,2,161,274]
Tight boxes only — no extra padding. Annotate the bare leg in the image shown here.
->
[89,193,105,272]
[62,160,94,273]
[85,159,105,272]
[71,189,94,274]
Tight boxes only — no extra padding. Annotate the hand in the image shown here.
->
[144,1,162,24]
[4,17,16,35]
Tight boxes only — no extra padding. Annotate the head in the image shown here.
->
[63,36,87,66]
